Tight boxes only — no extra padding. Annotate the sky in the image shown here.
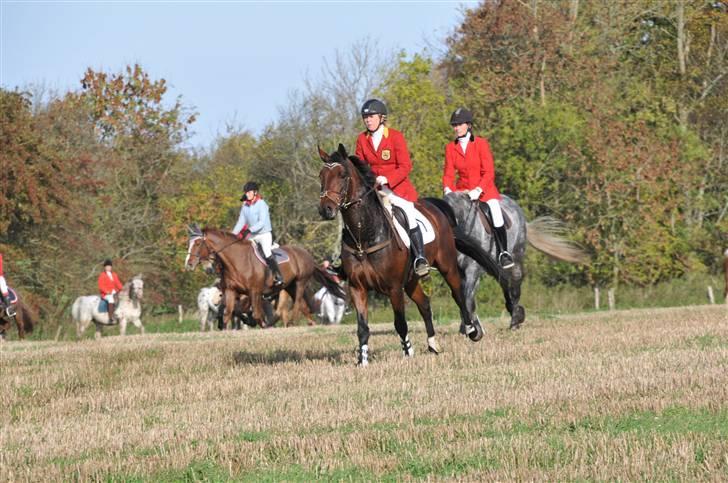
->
[1,1,469,149]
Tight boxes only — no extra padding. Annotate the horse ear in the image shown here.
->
[337,144,348,158]
[318,145,331,163]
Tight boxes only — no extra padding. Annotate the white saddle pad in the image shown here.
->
[385,205,435,249]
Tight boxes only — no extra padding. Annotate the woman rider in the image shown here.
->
[443,107,514,269]
[231,181,283,287]
[0,252,15,317]
[354,99,430,277]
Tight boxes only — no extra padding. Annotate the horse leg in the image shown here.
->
[250,291,267,328]
[440,255,483,342]
[459,259,483,339]
[292,281,316,326]
[350,285,370,366]
[119,317,128,336]
[94,323,103,340]
[502,272,525,330]
[132,317,145,335]
[223,289,237,330]
[390,288,414,357]
[15,313,25,340]
[404,279,441,354]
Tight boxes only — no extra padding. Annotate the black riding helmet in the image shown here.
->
[103,259,113,267]
[361,99,387,117]
[450,107,473,125]
[241,181,259,201]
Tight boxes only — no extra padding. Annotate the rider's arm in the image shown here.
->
[387,130,413,189]
[231,205,247,235]
[476,137,496,193]
[443,144,456,193]
[247,200,270,234]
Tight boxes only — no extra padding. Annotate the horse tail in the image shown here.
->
[454,234,500,274]
[313,267,346,299]
[526,217,589,264]
[422,197,457,227]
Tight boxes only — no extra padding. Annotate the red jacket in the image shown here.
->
[355,126,418,202]
[443,135,501,201]
[0,253,4,277]
[98,271,123,298]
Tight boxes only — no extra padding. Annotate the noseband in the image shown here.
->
[320,161,374,210]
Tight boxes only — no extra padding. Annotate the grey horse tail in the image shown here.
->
[313,267,346,299]
[526,217,589,264]
[422,197,457,227]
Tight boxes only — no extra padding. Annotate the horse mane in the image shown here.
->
[330,151,377,189]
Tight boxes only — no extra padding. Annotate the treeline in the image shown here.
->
[1,0,726,320]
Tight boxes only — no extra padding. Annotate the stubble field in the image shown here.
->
[1,304,727,481]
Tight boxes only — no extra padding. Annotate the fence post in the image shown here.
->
[594,287,600,310]
[608,288,616,311]
[707,286,715,305]
[178,305,184,324]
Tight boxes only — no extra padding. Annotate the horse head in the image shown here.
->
[318,144,370,220]
[129,275,144,301]
[184,225,215,272]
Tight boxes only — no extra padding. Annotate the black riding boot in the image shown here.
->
[1,292,15,318]
[107,302,116,323]
[266,255,284,287]
[409,226,430,277]
[493,225,515,269]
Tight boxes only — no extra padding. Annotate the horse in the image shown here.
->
[71,275,145,339]
[314,286,346,325]
[318,144,482,366]
[444,192,588,330]
[184,226,345,330]
[0,296,35,342]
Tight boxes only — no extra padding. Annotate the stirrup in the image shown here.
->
[5,306,16,318]
[499,251,515,269]
[414,257,430,277]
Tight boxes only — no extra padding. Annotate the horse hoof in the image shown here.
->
[427,343,442,354]
[466,320,484,342]
[401,337,415,357]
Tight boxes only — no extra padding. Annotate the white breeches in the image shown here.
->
[104,293,116,304]
[0,276,7,295]
[251,232,273,257]
[380,187,418,229]
[485,198,504,228]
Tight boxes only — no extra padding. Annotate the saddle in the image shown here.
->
[378,194,436,249]
[98,298,109,313]
[478,202,512,235]
[251,244,290,266]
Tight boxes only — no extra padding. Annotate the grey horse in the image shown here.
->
[445,192,587,331]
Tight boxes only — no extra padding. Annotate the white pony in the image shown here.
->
[197,285,222,332]
[314,286,346,325]
[72,275,144,339]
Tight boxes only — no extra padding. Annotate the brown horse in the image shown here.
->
[185,227,344,329]
[0,299,35,341]
[318,144,482,366]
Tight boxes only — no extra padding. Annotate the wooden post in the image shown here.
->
[594,287,600,310]
[608,288,615,311]
[178,305,184,324]
[707,286,715,305]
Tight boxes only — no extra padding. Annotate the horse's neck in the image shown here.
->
[341,186,389,246]
[208,234,251,278]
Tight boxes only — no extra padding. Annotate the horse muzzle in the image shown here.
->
[319,204,338,220]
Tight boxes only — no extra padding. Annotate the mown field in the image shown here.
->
[1,304,727,481]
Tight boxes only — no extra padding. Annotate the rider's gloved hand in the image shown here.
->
[375,176,388,187]
[444,187,452,195]
[468,187,482,201]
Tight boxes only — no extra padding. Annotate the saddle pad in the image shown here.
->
[387,205,436,249]
[253,247,290,266]
[97,298,108,313]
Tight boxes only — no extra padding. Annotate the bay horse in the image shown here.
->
[318,144,483,366]
[444,192,588,330]
[184,226,344,329]
[0,298,35,341]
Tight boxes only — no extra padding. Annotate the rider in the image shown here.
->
[354,99,430,277]
[0,252,16,318]
[98,259,123,322]
[443,107,514,269]
[232,181,283,287]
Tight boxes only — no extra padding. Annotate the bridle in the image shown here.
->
[186,233,241,266]
[319,159,388,258]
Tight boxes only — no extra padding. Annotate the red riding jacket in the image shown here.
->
[443,135,501,201]
[355,126,418,202]
[98,271,123,298]
[0,253,4,277]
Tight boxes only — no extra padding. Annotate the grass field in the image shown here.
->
[1,304,727,481]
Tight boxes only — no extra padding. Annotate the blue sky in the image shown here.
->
[2,1,469,148]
